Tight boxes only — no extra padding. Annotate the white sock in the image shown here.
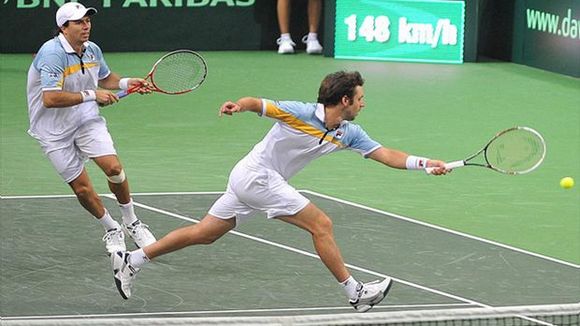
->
[98,209,121,231]
[119,199,138,225]
[280,33,292,41]
[129,248,150,268]
[307,32,318,41]
[340,275,359,299]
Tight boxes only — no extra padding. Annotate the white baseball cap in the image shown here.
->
[56,2,97,27]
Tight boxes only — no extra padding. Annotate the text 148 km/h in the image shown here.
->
[344,15,459,48]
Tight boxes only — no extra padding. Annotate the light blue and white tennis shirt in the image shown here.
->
[241,99,382,180]
[26,34,110,144]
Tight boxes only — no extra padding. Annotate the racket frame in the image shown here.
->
[426,126,546,175]
[117,49,207,98]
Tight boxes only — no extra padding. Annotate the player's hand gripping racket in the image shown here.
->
[426,126,546,175]
[117,49,207,98]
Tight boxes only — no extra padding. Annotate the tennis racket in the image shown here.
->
[117,49,207,98]
[426,126,546,175]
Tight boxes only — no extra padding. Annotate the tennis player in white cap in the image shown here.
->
[26,2,156,255]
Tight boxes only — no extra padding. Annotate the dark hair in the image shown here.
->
[52,22,68,37]
[317,71,364,106]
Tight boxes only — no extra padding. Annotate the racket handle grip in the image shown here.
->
[445,160,466,169]
[116,90,129,99]
[425,160,465,174]
[117,84,142,99]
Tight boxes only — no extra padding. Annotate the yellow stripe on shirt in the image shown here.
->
[265,102,344,147]
[63,62,98,77]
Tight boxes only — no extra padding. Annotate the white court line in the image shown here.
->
[0,192,222,199]
[2,303,476,320]
[3,190,578,269]
[1,194,78,199]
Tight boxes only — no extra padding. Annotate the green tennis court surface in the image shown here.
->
[1,51,579,324]
[2,191,578,322]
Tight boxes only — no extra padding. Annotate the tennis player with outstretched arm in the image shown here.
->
[111,71,449,312]
[26,2,156,254]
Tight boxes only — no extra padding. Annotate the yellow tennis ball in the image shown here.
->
[560,177,575,189]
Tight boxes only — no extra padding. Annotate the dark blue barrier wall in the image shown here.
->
[512,0,579,77]
[3,0,578,77]
[0,0,316,53]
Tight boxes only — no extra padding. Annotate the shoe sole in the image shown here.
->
[113,274,129,300]
[111,252,130,300]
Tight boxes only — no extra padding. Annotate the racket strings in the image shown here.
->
[486,128,545,174]
[152,51,206,94]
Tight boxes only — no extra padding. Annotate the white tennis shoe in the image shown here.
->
[111,251,139,299]
[277,38,296,54]
[349,278,393,312]
[122,220,156,248]
[302,35,323,54]
[102,228,126,255]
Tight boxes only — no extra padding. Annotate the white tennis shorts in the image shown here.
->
[40,117,117,183]
[209,161,310,224]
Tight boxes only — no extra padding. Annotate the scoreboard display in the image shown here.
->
[334,0,465,64]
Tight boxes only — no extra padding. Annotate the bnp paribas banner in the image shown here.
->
[0,0,278,53]
[513,0,580,77]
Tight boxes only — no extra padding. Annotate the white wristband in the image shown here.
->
[406,155,429,170]
[80,90,96,102]
[119,78,130,90]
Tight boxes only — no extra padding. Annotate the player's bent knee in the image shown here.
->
[73,185,92,198]
[320,217,334,234]
[311,214,334,237]
[106,169,126,184]
[72,185,99,202]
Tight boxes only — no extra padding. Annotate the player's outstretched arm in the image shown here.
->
[219,97,262,116]
[368,147,449,175]
[368,147,409,169]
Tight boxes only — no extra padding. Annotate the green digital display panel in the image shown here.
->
[335,0,465,64]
